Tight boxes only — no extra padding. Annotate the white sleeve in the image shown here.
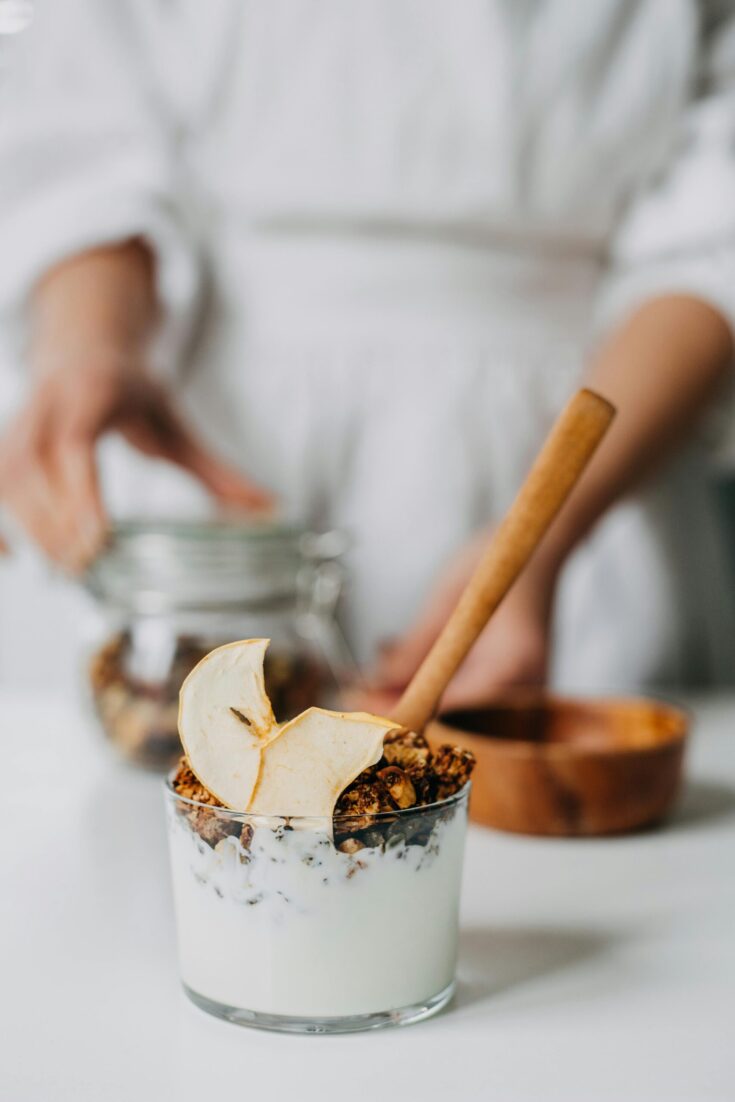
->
[0,0,199,368]
[595,5,735,339]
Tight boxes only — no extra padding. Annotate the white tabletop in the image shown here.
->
[1,689,733,1102]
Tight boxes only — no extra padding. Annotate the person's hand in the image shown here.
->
[351,530,557,715]
[0,351,273,570]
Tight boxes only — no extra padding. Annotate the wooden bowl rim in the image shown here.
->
[431,692,690,762]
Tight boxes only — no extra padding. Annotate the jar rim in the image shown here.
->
[84,518,347,613]
[163,773,470,826]
[107,517,304,543]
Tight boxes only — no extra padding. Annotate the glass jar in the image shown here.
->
[84,520,353,770]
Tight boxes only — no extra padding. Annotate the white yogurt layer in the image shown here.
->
[167,802,467,1018]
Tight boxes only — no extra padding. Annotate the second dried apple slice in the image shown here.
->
[249,707,397,818]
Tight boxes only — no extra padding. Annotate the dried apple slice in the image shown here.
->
[249,707,396,818]
[178,638,277,810]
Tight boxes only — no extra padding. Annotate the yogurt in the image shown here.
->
[165,788,469,1027]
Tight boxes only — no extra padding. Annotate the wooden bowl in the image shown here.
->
[428,694,689,836]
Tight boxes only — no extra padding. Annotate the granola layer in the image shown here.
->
[172,727,475,851]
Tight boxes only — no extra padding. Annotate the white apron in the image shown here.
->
[1,0,735,692]
[95,227,734,690]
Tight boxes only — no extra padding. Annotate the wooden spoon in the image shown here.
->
[391,388,616,734]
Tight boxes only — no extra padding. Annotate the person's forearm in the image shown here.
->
[31,239,158,373]
[532,294,734,585]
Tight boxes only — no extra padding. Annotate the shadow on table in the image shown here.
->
[453,924,615,1011]
[664,779,735,832]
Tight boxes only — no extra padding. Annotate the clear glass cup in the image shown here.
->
[164,779,470,1033]
[83,520,353,770]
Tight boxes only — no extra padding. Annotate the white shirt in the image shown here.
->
[0,0,734,693]
[1,0,734,350]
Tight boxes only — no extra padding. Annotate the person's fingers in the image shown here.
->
[0,370,111,568]
[2,464,74,566]
[189,451,275,512]
[0,414,70,564]
[352,664,523,720]
[54,438,108,567]
[354,653,512,718]
[121,397,275,511]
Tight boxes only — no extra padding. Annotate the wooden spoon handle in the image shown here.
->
[391,388,616,733]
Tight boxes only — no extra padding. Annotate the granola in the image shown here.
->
[172,726,475,853]
[433,745,476,800]
[333,729,474,849]
[172,760,223,807]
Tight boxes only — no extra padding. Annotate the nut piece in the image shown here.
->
[336,780,393,826]
[337,837,366,855]
[377,765,417,809]
[433,744,475,799]
[190,808,241,848]
[383,727,431,771]
[382,728,434,800]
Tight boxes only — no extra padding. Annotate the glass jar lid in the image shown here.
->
[85,518,347,614]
